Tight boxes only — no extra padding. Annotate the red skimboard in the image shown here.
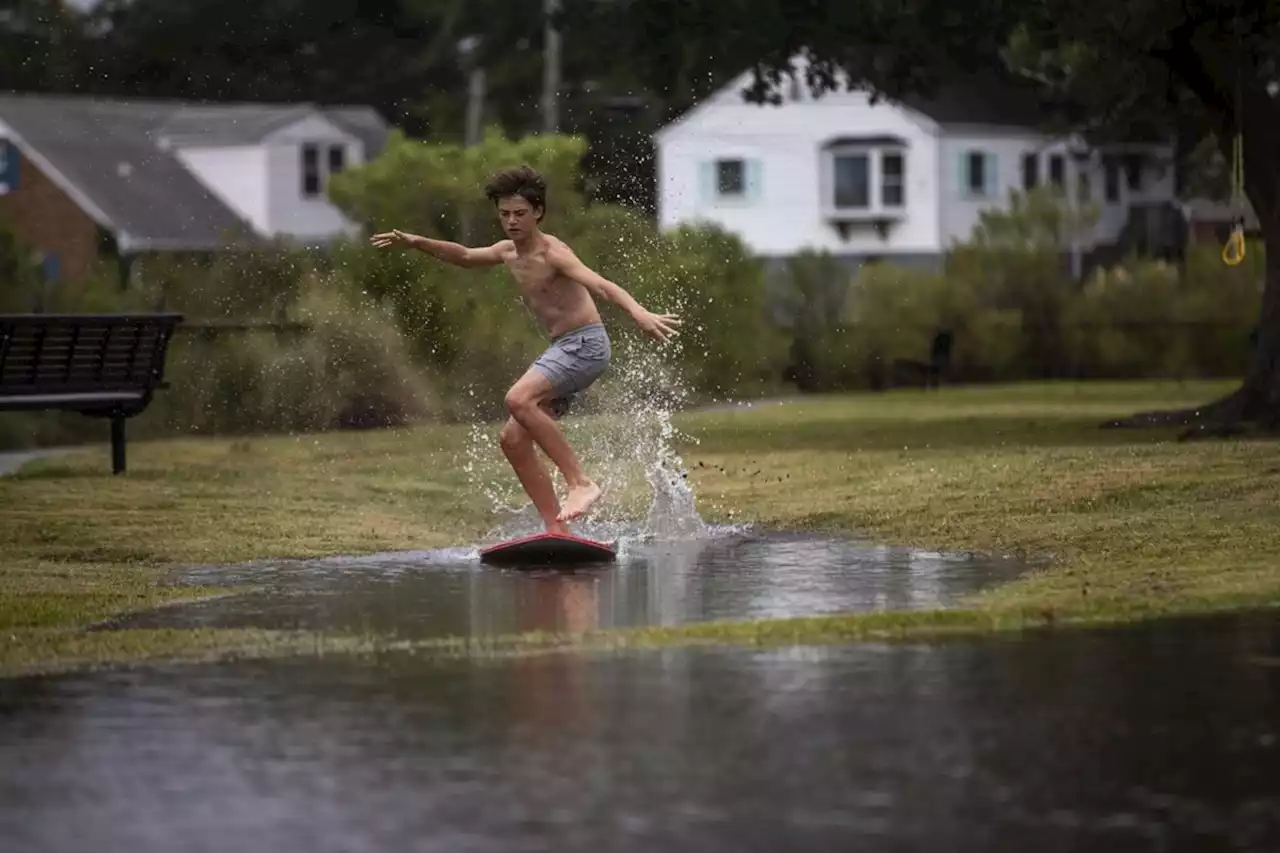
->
[479,532,617,568]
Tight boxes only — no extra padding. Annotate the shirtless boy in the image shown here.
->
[371,165,681,532]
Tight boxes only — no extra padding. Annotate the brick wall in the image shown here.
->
[0,144,103,281]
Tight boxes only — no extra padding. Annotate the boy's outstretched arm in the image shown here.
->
[550,244,682,342]
[370,229,506,268]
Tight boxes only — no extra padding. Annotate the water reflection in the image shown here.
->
[99,530,1026,639]
[2,612,1277,851]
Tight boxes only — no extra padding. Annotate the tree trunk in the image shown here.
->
[1217,206,1280,429]
[1105,37,1280,438]
[1109,204,1278,436]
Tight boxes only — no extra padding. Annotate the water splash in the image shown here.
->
[593,335,707,541]
[462,300,709,546]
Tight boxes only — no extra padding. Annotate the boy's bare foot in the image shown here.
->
[546,520,572,536]
[557,482,602,522]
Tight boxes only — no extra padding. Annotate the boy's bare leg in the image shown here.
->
[505,370,602,522]
[499,415,570,535]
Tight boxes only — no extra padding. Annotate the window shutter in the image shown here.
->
[40,252,60,283]
[698,161,716,203]
[746,158,763,202]
[957,151,970,197]
[0,140,19,193]
[985,153,999,199]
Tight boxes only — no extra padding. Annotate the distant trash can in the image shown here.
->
[928,329,953,388]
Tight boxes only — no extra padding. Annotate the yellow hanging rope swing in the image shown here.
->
[1223,55,1246,267]
[1222,130,1246,265]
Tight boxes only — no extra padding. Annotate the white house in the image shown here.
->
[158,105,381,243]
[655,61,1178,271]
[0,94,389,281]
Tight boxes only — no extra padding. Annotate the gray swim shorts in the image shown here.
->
[532,322,611,418]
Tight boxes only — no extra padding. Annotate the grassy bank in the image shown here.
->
[2,379,1279,675]
[681,381,1280,619]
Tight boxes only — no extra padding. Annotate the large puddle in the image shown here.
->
[3,610,1277,851]
[98,528,1028,639]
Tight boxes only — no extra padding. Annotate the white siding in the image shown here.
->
[939,131,1044,246]
[657,85,943,257]
[656,63,1179,261]
[939,133,1178,248]
[175,146,269,233]
[262,114,363,241]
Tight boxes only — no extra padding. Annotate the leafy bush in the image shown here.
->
[944,187,1097,378]
[0,224,46,313]
[771,251,862,391]
[1178,239,1264,376]
[1068,243,1262,379]
[762,187,1259,389]
[844,260,1022,386]
[635,224,789,399]
[1068,260,1186,377]
[148,271,437,436]
[0,260,437,450]
[134,243,318,320]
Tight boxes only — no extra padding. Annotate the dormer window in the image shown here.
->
[301,143,348,198]
[302,144,321,197]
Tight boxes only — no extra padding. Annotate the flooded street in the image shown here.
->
[2,610,1277,851]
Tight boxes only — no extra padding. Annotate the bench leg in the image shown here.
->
[111,416,126,475]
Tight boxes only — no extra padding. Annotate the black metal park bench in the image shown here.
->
[0,313,183,474]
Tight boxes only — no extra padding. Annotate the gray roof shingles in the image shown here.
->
[895,73,1053,129]
[154,104,318,147]
[0,94,390,251]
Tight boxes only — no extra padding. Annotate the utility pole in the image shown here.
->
[542,0,561,133]
[465,66,487,148]
[458,35,486,242]
[459,36,486,147]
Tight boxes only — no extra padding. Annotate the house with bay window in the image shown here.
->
[653,58,1179,274]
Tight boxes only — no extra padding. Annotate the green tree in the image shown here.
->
[328,128,590,243]
[77,0,471,135]
[0,0,83,92]
[622,0,1280,433]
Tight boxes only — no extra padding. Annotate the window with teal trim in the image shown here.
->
[0,139,19,194]
[960,150,998,199]
[698,157,763,204]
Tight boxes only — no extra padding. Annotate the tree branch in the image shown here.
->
[1148,13,1235,129]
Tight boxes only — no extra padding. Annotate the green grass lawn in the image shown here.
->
[680,380,1280,622]
[3,378,1278,675]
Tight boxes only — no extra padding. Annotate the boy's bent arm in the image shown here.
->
[551,245,646,317]
[551,244,682,342]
